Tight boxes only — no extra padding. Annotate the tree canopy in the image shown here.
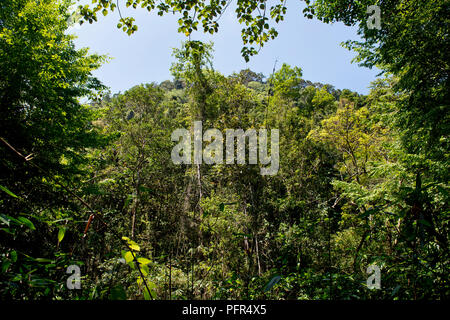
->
[0,0,448,301]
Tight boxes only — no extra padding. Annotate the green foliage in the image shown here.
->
[0,0,107,300]
[76,0,295,61]
[1,0,448,301]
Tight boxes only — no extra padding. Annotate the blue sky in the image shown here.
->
[71,1,380,95]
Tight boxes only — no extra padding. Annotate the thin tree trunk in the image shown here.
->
[131,170,141,239]
[255,235,261,276]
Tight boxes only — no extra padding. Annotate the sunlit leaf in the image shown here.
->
[137,257,151,265]
[18,217,35,230]
[58,227,66,243]
[0,185,18,198]
[122,251,134,264]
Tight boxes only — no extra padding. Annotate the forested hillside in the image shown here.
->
[1,0,448,300]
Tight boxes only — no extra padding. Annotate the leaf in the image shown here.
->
[0,185,18,198]
[391,285,401,297]
[0,214,10,226]
[3,215,21,225]
[1,228,15,235]
[137,257,151,265]
[2,261,11,273]
[17,217,35,230]
[418,219,432,227]
[124,194,134,208]
[34,258,52,263]
[125,239,140,252]
[122,237,141,252]
[45,218,73,225]
[264,275,281,292]
[233,232,252,238]
[29,277,56,287]
[143,287,151,300]
[219,203,225,212]
[141,264,149,276]
[129,243,140,251]
[11,250,18,262]
[143,282,157,300]
[58,227,66,243]
[122,251,134,264]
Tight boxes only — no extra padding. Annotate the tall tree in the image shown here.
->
[0,0,106,299]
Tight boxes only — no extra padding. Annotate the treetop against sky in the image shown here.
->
[71,0,380,94]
